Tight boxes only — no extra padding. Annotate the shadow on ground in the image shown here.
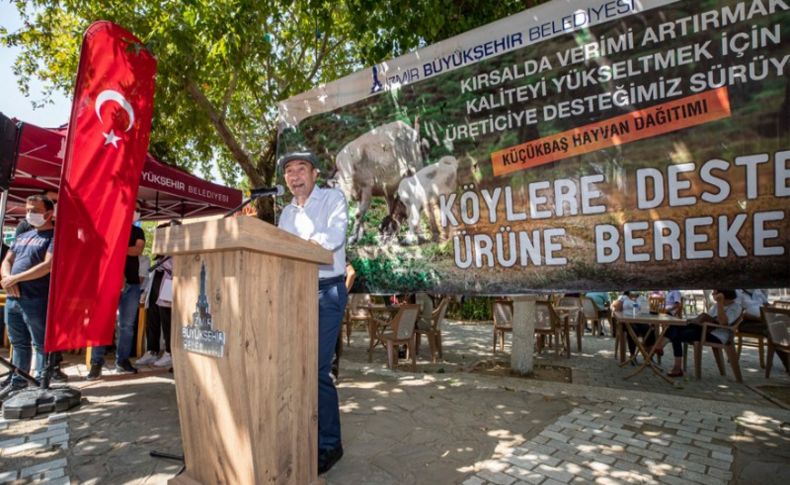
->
[66,376,182,484]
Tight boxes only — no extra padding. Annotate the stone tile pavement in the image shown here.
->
[462,403,739,485]
[379,321,790,408]
[0,320,788,484]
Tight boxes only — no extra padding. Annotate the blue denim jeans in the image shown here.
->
[317,277,347,451]
[92,283,141,365]
[5,296,48,386]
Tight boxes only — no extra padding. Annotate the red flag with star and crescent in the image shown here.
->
[45,21,157,351]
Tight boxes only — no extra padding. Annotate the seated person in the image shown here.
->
[386,294,402,308]
[664,289,742,377]
[664,290,682,316]
[585,291,610,309]
[611,291,628,312]
[736,289,768,321]
[736,289,769,336]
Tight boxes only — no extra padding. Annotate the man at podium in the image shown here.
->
[277,151,349,474]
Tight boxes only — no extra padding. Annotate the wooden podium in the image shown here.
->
[154,215,332,485]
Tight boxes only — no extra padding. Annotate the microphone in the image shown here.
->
[224,184,285,218]
[249,185,285,198]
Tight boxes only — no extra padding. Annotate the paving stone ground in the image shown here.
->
[0,320,788,484]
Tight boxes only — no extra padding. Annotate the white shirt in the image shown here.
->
[665,290,681,311]
[707,301,743,343]
[736,289,768,319]
[278,185,348,279]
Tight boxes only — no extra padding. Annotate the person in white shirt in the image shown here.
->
[664,290,682,316]
[736,289,769,337]
[664,289,742,377]
[736,289,768,321]
[277,151,348,475]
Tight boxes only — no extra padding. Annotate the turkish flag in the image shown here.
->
[45,21,157,351]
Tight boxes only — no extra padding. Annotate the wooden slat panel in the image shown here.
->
[170,249,318,484]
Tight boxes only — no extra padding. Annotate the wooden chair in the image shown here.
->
[380,304,420,370]
[535,301,569,357]
[416,297,450,363]
[763,307,790,378]
[492,299,513,354]
[648,296,665,314]
[558,296,584,352]
[692,311,745,382]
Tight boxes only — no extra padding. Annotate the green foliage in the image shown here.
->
[447,297,492,321]
[140,221,157,256]
[350,255,438,293]
[2,0,543,200]
[345,0,545,66]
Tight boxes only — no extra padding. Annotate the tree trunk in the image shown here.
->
[511,295,537,376]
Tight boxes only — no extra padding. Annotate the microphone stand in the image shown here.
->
[223,196,255,218]
[224,191,280,218]
[1,351,82,419]
[0,356,40,388]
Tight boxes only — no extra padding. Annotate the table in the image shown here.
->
[613,311,688,384]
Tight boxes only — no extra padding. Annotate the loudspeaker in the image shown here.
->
[0,112,20,191]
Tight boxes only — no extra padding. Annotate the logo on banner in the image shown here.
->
[370,65,384,93]
[182,262,225,358]
[95,89,135,148]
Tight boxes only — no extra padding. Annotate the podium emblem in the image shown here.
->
[181,262,226,357]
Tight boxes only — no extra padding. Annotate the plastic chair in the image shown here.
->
[535,301,569,357]
[581,296,610,337]
[380,304,420,370]
[344,294,372,344]
[763,307,790,378]
[416,297,449,363]
[736,309,768,369]
[558,297,584,352]
[492,299,513,354]
[692,311,745,382]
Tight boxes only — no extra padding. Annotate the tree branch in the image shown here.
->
[219,69,239,121]
[184,78,265,186]
[306,31,331,81]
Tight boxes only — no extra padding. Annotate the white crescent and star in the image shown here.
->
[95,89,135,148]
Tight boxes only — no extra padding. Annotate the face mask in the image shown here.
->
[26,212,47,228]
[133,211,141,221]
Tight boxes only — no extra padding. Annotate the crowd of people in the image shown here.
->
[0,191,175,400]
[601,288,770,378]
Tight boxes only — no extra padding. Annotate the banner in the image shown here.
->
[45,21,157,351]
[278,0,790,294]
